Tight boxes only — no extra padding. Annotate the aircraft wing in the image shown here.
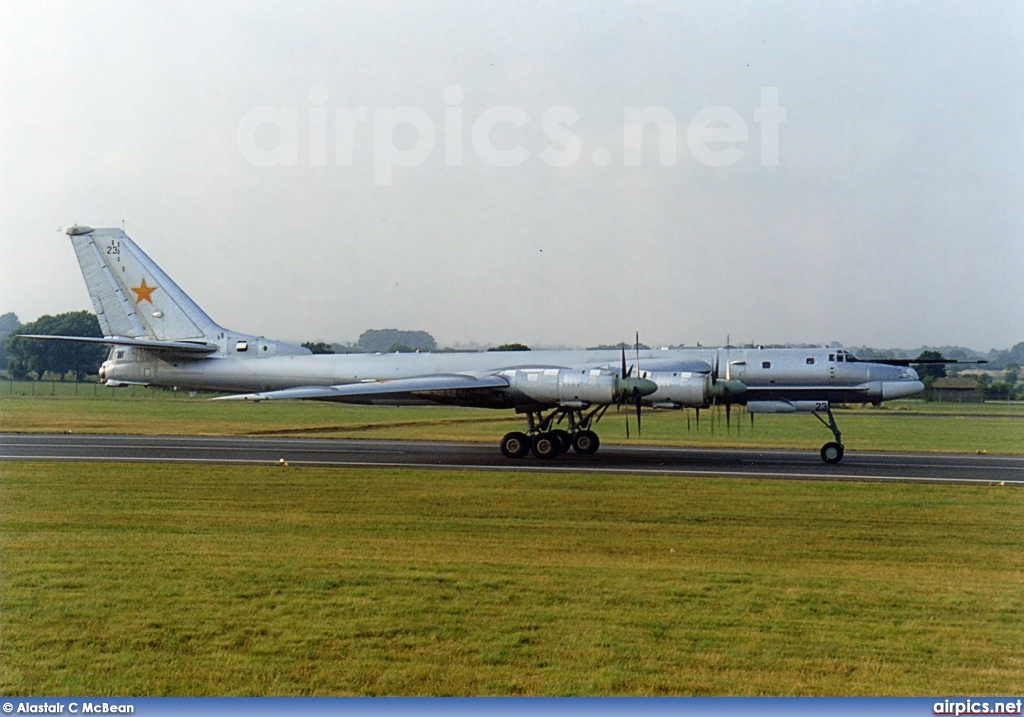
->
[856,357,988,366]
[18,334,219,356]
[213,373,511,401]
[743,385,874,403]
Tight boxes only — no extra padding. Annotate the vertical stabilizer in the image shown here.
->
[65,226,222,341]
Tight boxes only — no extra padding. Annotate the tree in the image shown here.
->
[0,312,19,335]
[587,342,652,351]
[358,329,436,353]
[0,312,20,371]
[301,341,334,354]
[985,382,1012,401]
[6,311,106,380]
[986,342,1024,369]
[488,343,531,351]
[912,350,947,385]
[1005,363,1019,387]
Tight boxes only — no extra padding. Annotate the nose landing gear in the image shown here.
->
[812,405,845,464]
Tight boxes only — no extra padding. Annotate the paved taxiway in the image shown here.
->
[2,433,1021,485]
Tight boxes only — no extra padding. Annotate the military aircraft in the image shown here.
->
[26,225,929,463]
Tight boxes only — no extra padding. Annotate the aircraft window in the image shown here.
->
[262,345,268,352]
[236,341,248,352]
[829,354,835,361]
[115,351,125,359]
[762,361,771,369]
[806,357,815,365]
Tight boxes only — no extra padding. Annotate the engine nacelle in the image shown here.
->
[504,368,618,405]
[747,400,828,414]
[644,371,709,408]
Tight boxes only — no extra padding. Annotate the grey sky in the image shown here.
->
[2,1,1021,350]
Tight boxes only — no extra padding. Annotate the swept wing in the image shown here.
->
[214,373,510,401]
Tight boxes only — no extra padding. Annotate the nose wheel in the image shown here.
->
[820,441,844,464]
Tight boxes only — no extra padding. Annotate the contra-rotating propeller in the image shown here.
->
[616,333,655,437]
[707,337,748,432]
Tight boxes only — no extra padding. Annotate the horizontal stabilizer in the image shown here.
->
[19,334,218,356]
[214,374,510,401]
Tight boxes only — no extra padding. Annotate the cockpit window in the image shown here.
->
[762,361,771,369]
[837,354,844,362]
[115,350,125,359]
[806,357,815,365]
[829,353,835,361]
[236,341,248,352]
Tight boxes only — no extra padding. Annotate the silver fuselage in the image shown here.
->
[100,344,923,409]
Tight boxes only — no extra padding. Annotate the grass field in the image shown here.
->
[1,381,1022,454]
[2,385,1022,696]
[1,461,1022,696]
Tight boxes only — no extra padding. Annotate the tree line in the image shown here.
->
[2,311,106,380]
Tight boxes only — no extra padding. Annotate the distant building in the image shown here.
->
[928,377,983,403]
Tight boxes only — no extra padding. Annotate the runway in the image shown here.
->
[2,433,1022,485]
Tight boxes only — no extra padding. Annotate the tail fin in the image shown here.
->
[66,225,223,341]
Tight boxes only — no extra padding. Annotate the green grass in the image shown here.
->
[1,461,1022,695]
[2,384,1022,454]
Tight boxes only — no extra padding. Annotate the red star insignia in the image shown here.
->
[131,278,158,304]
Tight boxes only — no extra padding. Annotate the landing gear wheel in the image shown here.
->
[820,442,845,464]
[500,431,532,459]
[572,430,600,455]
[551,429,572,454]
[531,433,561,459]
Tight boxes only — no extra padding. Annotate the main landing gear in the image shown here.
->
[500,406,607,459]
[812,405,845,464]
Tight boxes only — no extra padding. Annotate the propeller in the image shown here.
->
[633,332,643,435]
[706,338,747,432]
[616,334,653,437]
[725,334,731,381]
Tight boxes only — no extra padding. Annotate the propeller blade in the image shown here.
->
[621,342,627,379]
[635,394,642,436]
[726,402,731,430]
[635,331,641,376]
